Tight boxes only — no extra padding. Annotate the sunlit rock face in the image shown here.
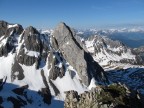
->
[53,22,109,86]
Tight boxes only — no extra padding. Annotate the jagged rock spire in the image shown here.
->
[53,22,109,86]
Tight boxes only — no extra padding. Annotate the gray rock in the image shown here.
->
[40,70,52,105]
[0,20,23,57]
[0,45,9,57]
[48,52,66,80]
[17,26,51,67]
[17,50,38,66]
[11,59,24,81]
[0,20,8,37]
[64,84,143,108]
[53,22,108,86]
[17,26,40,66]
[49,79,60,96]
[41,69,49,88]
[24,26,41,52]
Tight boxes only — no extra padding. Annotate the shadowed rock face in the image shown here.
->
[53,22,109,86]
[12,85,29,95]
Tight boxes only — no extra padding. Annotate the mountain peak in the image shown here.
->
[53,22,109,86]
[58,22,67,27]
[25,26,39,35]
[0,20,8,26]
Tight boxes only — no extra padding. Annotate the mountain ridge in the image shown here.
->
[0,20,110,107]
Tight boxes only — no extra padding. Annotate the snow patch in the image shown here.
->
[7,24,18,28]
[88,78,96,90]
[52,68,87,99]
[26,51,40,58]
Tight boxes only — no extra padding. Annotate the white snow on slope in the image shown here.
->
[85,37,136,66]
[53,69,87,99]
[7,24,18,28]
[0,53,15,82]
[88,78,96,90]
[26,51,40,58]
[0,37,8,47]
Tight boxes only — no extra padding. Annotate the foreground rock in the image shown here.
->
[64,83,143,108]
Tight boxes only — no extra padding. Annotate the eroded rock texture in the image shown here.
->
[65,84,143,108]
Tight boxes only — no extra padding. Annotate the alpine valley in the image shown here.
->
[0,20,144,108]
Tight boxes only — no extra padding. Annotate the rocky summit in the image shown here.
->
[0,20,143,108]
[53,22,109,86]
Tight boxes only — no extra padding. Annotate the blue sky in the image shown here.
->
[0,0,144,29]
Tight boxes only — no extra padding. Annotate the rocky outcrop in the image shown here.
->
[48,52,66,80]
[40,70,52,105]
[23,26,41,52]
[7,96,27,108]
[17,26,40,66]
[12,85,29,95]
[0,20,23,37]
[38,88,52,105]
[11,59,24,81]
[17,26,50,66]
[0,76,7,91]
[0,20,23,57]
[49,79,60,96]
[0,21,8,37]
[64,83,143,108]
[53,22,108,86]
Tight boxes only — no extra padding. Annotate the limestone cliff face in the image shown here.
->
[53,22,109,86]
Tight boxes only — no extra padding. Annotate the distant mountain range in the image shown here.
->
[76,28,144,48]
